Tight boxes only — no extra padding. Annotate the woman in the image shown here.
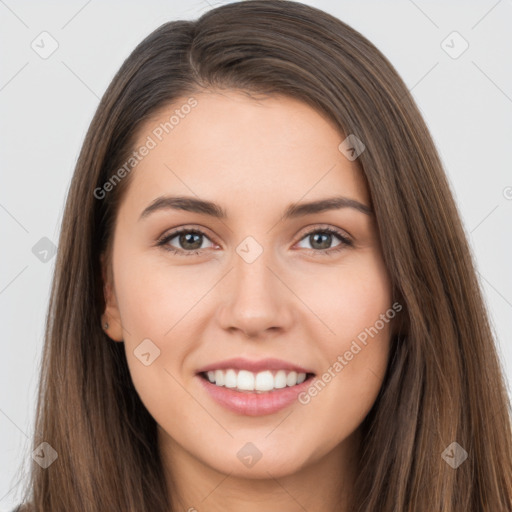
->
[14,1,512,510]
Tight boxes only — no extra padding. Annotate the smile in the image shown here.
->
[200,369,313,393]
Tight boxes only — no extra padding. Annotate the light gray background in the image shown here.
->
[1,0,511,509]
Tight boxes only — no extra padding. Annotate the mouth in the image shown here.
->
[198,369,316,394]
[195,358,317,416]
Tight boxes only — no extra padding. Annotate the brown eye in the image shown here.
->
[157,228,215,256]
[308,232,336,250]
[296,227,353,255]
[176,232,203,251]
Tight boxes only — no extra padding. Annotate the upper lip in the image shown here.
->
[196,357,315,375]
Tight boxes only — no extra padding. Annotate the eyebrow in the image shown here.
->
[138,195,373,221]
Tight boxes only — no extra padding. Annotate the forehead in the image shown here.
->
[122,90,369,219]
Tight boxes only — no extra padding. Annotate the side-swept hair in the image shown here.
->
[15,1,512,510]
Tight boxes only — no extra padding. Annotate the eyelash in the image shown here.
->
[156,225,353,257]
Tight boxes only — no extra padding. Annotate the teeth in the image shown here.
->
[238,370,255,391]
[255,370,274,391]
[214,369,224,386]
[224,369,237,388]
[286,371,297,386]
[274,370,287,389]
[204,369,309,392]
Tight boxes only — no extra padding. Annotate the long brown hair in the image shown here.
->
[15,1,512,510]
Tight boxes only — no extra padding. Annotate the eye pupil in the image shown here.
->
[180,232,202,250]
[310,232,332,250]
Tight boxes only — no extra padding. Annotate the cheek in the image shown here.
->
[114,248,212,338]
[297,319,392,456]
[297,253,392,429]
[305,250,392,342]
[112,249,210,420]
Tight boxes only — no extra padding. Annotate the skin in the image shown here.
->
[102,89,394,512]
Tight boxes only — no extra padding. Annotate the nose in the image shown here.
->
[217,246,295,339]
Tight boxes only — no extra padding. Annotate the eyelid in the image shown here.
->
[296,223,352,241]
[157,224,218,243]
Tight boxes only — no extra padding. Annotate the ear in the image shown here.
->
[100,252,124,342]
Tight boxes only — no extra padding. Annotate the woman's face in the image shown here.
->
[102,89,394,480]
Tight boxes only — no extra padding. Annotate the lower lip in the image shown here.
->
[197,374,314,416]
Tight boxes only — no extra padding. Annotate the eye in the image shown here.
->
[295,226,353,255]
[156,225,353,257]
[156,227,216,256]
